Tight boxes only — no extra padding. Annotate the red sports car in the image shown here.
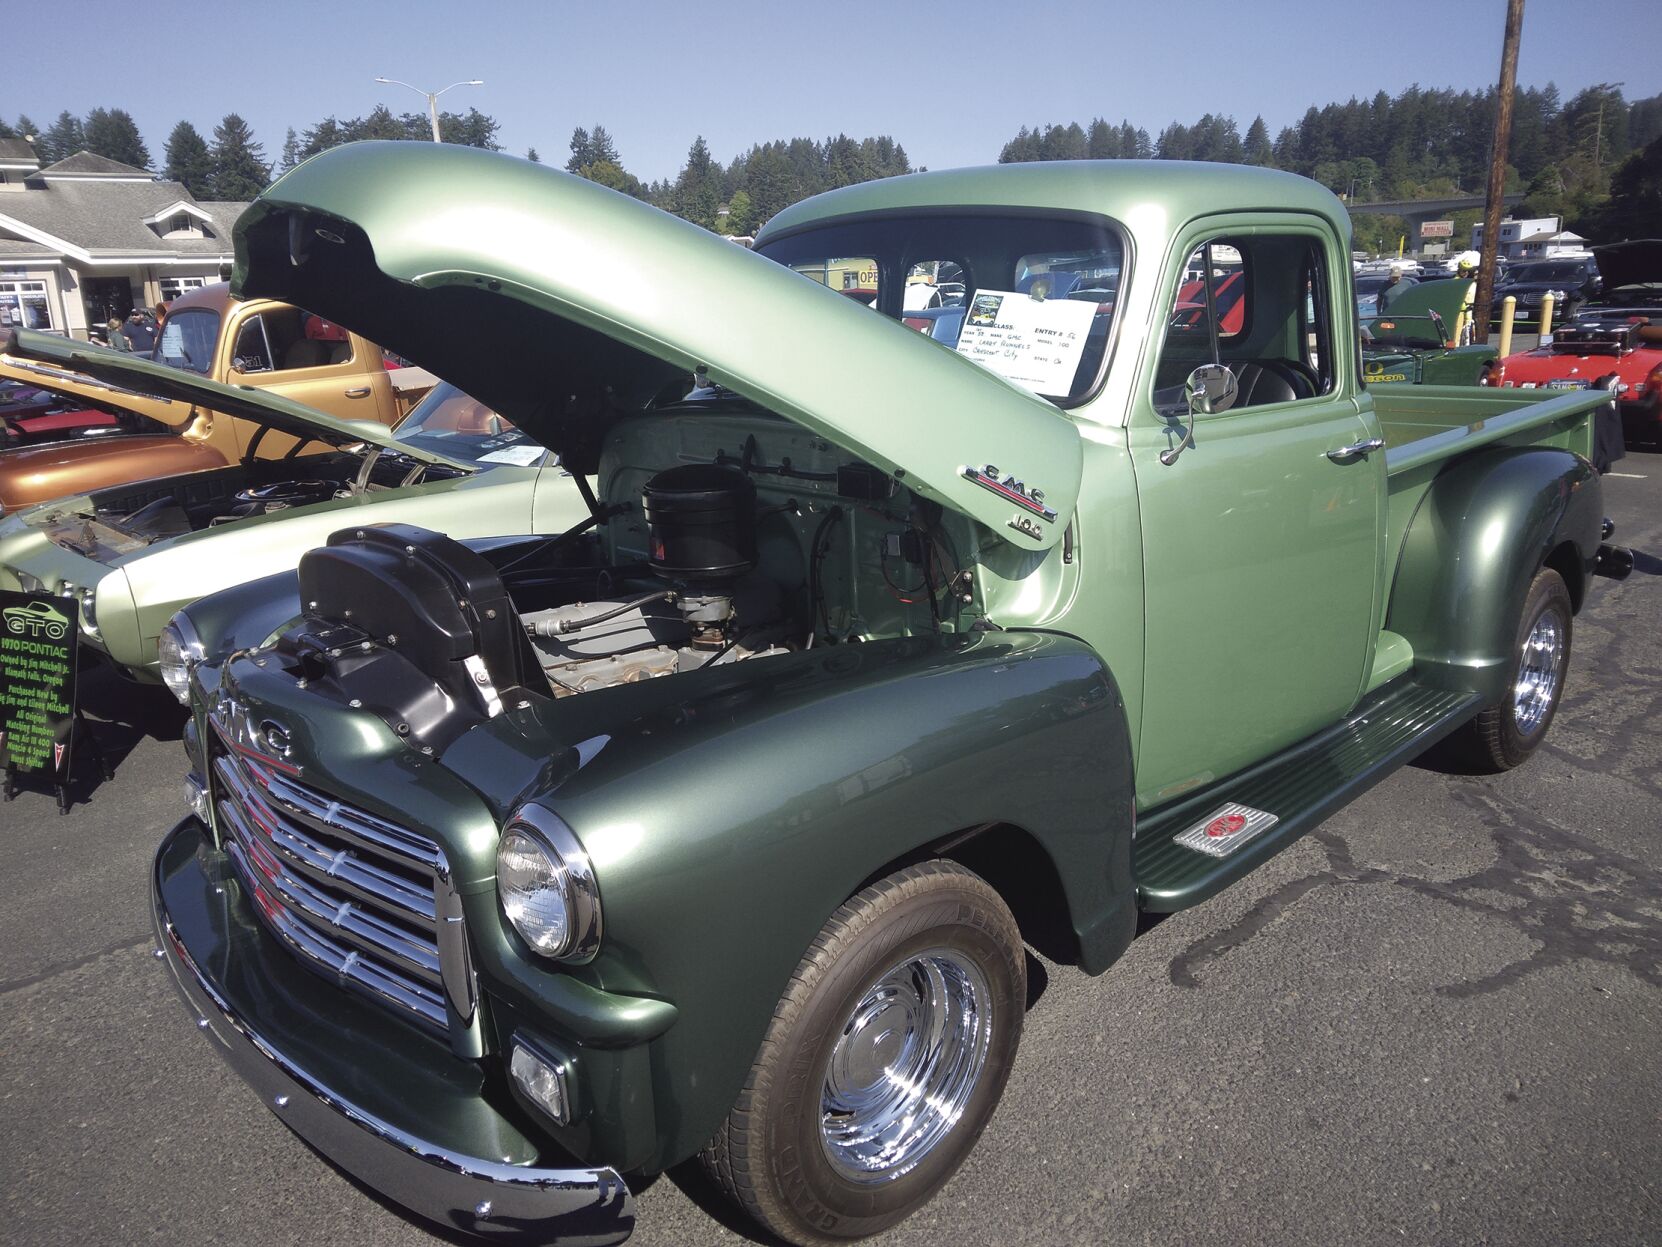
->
[1491,239,1662,442]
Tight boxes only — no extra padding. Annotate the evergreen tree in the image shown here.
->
[1583,133,1662,240]
[442,108,501,149]
[83,107,151,168]
[588,125,619,166]
[674,135,722,229]
[1087,118,1120,160]
[526,146,541,163]
[165,121,214,197]
[15,115,42,146]
[1629,93,1662,151]
[576,159,643,197]
[1244,116,1273,166]
[210,113,269,201]
[40,110,85,164]
[359,105,408,142]
[723,189,754,235]
[565,126,592,173]
[299,117,347,161]
[279,127,300,172]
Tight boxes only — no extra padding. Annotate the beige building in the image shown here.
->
[0,139,248,341]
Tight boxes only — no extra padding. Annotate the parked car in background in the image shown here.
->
[0,335,586,680]
[1356,271,1419,317]
[1492,255,1601,324]
[1493,239,1662,443]
[151,282,433,422]
[2,373,165,449]
[0,285,432,514]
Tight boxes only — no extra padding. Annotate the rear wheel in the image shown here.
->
[702,860,1025,1245]
[1461,567,1572,771]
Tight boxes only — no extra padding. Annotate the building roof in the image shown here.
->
[0,178,248,260]
[36,150,153,179]
[0,237,59,261]
[0,137,40,167]
[1519,229,1587,244]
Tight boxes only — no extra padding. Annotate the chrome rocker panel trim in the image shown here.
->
[151,817,635,1245]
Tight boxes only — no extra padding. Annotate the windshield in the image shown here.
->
[757,212,1123,405]
[1503,261,1588,284]
[391,382,545,467]
[155,309,220,374]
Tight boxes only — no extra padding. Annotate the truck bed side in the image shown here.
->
[1369,384,1607,694]
[1375,385,1606,608]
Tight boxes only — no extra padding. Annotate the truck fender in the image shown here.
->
[497,629,1136,1170]
[1385,445,1601,702]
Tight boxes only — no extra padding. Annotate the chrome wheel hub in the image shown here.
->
[819,949,992,1184]
[1513,608,1566,736]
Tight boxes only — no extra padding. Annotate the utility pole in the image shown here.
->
[1472,0,1524,346]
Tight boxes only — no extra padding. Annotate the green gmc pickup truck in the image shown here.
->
[149,144,1631,1246]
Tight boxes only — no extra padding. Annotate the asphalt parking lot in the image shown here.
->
[2,460,1658,1247]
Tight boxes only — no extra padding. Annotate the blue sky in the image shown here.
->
[11,0,1661,181]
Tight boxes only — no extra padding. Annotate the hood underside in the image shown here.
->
[229,141,1083,548]
[1591,239,1662,294]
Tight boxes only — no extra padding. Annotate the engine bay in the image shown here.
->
[36,447,466,559]
[269,405,994,748]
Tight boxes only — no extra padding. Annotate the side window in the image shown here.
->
[231,315,273,373]
[263,306,355,371]
[1156,235,1333,412]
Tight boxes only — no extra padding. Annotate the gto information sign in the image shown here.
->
[0,590,77,778]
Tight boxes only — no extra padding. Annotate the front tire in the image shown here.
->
[1461,567,1572,771]
[702,860,1025,1245]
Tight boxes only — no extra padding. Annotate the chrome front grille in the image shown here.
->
[208,723,478,1051]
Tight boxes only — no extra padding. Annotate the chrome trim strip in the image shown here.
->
[222,825,449,1032]
[258,765,446,872]
[215,756,437,927]
[230,815,443,986]
[209,719,487,1059]
[152,824,635,1245]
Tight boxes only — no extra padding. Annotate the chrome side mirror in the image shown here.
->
[1161,364,1237,465]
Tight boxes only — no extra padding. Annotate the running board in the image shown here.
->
[1133,679,1483,912]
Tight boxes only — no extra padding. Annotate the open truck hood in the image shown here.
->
[1591,239,1662,294]
[227,141,1082,548]
[1,329,457,468]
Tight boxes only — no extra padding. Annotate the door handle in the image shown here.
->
[1327,437,1386,463]
[344,386,371,398]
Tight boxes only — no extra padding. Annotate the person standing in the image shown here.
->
[120,307,157,354]
[105,318,132,351]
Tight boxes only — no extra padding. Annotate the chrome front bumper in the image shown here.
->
[151,816,635,1244]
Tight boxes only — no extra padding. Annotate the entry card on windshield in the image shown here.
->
[955,289,1095,396]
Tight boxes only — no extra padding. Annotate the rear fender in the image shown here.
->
[1386,445,1600,701]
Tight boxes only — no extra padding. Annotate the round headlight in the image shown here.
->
[496,807,601,963]
[157,612,205,705]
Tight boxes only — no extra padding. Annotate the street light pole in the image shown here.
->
[373,77,484,142]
